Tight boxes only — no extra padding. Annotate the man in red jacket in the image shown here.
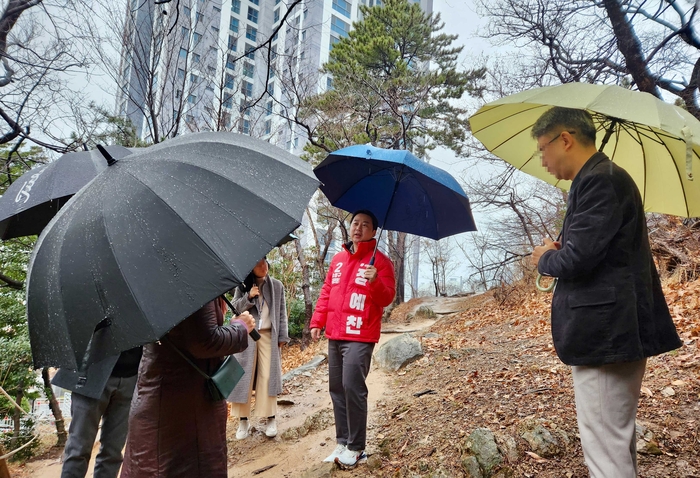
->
[311,210,396,469]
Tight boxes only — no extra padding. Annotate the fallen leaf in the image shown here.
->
[525,451,548,463]
[641,386,653,397]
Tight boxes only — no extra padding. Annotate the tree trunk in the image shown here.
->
[393,231,406,305]
[41,367,67,447]
[0,445,10,478]
[602,0,661,97]
[294,238,314,350]
[10,382,24,450]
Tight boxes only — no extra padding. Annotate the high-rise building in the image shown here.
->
[116,0,432,153]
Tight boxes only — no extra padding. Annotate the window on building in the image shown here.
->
[186,114,195,123]
[250,0,259,5]
[193,32,202,44]
[196,12,204,23]
[272,31,278,41]
[223,94,233,109]
[176,89,182,98]
[211,25,219,33]
[265,120,271,135]
[241,80,253,97]
[267,82,274,96]
[247,6,258,23]
[226,54,236,69]
[332,0,351,17]
[273,8,280,23]
[208,65,216,74]
[268,67,275,79]
[190,73,199,84]
[241,119,250,135]
[331,16,349,37]
[225,73,234,89]
[232,0,241,14]
[184,6,191,16]
[266,100,273,116]
[270,45,277,60]
[243,62,254,78]
[327,76,333,90]
[213,5,221,12]
[230,16,239,33]
[228,35,237,51]
[181,26,189,38]
[246,25,257,42]
[302,30,306,41]
[240,98,251,113]
[193,53,201,63]
[330,34,343,49]
[177,68,185,80]
[188,94,197,103]
[179,48,187,59]
[245,44,255,59]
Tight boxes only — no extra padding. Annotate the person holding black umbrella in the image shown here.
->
[310,210,396,469]
[120,299,255,478]
[530,107,681,478]
[228,257,290,439]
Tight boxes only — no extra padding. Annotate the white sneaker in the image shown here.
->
[265,418,277,437]
[334,447,366,469]
[322,443,346,462]
[235,420,250,440]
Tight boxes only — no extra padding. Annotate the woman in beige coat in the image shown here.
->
[228,258,290,438]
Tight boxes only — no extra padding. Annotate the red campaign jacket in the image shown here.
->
[311,239,396,343]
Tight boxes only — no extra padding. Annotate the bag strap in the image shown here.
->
[162,336,212,380]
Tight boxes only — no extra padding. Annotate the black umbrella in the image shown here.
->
[0,145,134,239]
[26,132,319,371]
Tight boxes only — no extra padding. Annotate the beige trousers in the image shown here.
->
[572,358,646,478]
[230,330,277,418]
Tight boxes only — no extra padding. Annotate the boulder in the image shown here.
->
[461,428,503,476]
[374,333,423,371]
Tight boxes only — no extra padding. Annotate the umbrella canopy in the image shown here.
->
[27,132,319,370]
[314,145,477,241]
[0,145,134,239]
[468,82,700,218]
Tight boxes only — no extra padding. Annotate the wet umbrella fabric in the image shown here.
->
[26,132,319,370]
[0,145,133,239]
[468,82,700,217]
[313,145,477,241]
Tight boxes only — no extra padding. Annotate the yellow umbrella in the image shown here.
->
[469,82,700,218]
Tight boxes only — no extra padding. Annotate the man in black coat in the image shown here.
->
[53,347,141,478]
[530,107,681,478]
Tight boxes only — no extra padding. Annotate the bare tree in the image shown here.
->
[422,237,456,297]
[475,0,700,118]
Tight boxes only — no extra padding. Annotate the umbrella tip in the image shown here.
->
[96,144,118,166]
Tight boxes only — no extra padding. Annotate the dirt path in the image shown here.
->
[225,315,437,477]
[17,310,437,478]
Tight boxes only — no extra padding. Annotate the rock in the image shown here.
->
[494,433,519,463]
[461,455,484,478]
[424,333,439,338]
[281,354,327,383]
[462,428,503,475]
[366,454,382,470]
[299,462,334,478]
[518,420,564,458]
[492,467,514,478]
[637,439,663,455]
[374,333,424,371]
[661,386,675,397]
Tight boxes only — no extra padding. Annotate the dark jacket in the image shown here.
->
[51,347,142,399]
[121,299,249,478]
[538,153,681,366]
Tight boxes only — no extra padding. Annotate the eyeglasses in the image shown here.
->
[534,131,575,161]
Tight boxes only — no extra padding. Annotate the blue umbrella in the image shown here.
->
[314,144,477,247]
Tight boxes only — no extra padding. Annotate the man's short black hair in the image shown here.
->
[531,106,597,146]
[351,209,378,230]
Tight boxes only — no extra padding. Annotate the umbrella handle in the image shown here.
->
[221,295,260,341]
[536,273,557,292]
